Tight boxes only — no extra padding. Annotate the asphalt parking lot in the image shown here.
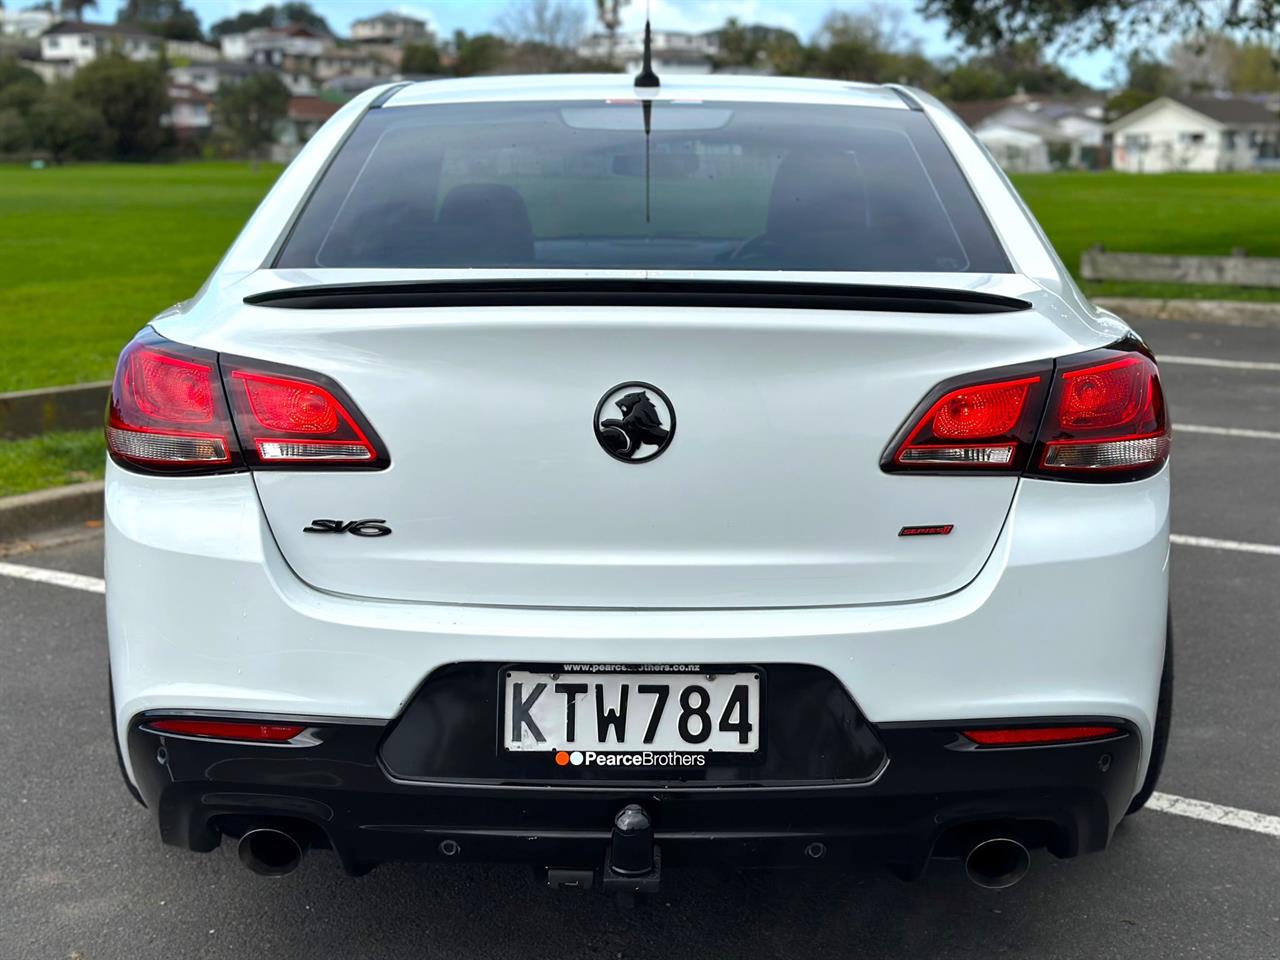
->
[2,311,1279,960]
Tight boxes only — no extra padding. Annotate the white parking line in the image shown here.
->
[1177,423,1280,441]
[1161,354,1280,372]
[0,561,104,594]
[1148,792,1280,838]
[1170,534,1280,557]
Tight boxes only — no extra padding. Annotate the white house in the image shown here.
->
[164,39,221,63]
[168,61,275,96]
[0,7,55,38]
[351,11,429,45]
[220,25,326,63]
[577,30,720,74]
[1108,96,1280,173]
[953,94,1108,171]
[39,21,162,69]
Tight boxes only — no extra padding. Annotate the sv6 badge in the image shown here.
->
[303,518,392,537]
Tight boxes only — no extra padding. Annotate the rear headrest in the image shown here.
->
[436,183,534,265]
[766,151,868,237]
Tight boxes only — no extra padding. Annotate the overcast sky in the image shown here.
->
[91,0,1119,88]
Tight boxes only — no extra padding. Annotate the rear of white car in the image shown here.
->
[105,75,1170,888]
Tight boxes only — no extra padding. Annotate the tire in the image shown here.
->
[1126,615,1173,815]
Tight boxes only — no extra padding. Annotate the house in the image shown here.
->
[351,12,429,45]
[271,95,340,163]
[314,48,391,83]
[39,21,162,70]
[168,61,274,97]
[163,82,213,143]
[1108,96,1280,172]
[220,25,326,63]
[165,39,221,63]
[0,7,55,39]
[577,29,720,74]
[952,94,1109,171]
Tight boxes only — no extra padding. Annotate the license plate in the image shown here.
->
[502,666,761,754]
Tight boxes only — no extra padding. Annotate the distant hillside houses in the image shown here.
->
[15,11,431,157]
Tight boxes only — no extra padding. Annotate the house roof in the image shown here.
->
[1179,96,1278,125]
[948,98,1015,128]
[287,96,340,122]
[353,11,426,27]
[1110,95,1279,130]
[43,20,156,40]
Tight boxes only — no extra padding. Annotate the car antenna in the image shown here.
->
[634,8,659,88]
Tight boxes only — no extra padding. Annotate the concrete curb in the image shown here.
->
[1096,297,1280,330]
[0,381,111,440]
[0,481,104,543]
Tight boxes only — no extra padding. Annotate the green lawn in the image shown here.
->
[0,161,282,394]
[0,429,104,498]
[1011,171,1280,302]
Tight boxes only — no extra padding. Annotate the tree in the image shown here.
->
[594,0,628,65]
[58,0,97,21]
[117,0,203,42]
[216,71,289,162]
[28,86,109,162]
[919,0,1280,52]
[209,2,331,40]
[401,41,443,75]
[0,108,30,155]
[453,32,509,76]
[806,10,939,86]
[70,56,169,159]
[1232,41,1280,92]
[496,0,585,71]
[712,19,804,72]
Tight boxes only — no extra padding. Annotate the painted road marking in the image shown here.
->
[1177,423,1280,441]
[1161,355,1280,372]
[1170,534,1280,557]
[1148,792,1280,839]
[0,563,1278,839]
[0,561,105,594]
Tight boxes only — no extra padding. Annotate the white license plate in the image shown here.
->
[503,667,760,753]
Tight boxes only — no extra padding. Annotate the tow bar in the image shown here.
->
[546,803,662,900]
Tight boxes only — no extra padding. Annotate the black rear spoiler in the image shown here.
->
[244,279,1031,314]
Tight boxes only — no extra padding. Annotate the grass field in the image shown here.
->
[0,162,282,394]
[2,163,1279,496]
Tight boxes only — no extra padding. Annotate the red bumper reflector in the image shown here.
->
[962,725,1120,746]
[147,719,307,742]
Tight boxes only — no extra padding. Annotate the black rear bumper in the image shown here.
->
[124,664,1142,878]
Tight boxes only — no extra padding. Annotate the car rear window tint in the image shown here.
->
[276,100,1010,274]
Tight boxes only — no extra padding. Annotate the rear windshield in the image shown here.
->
[276,100,1010,273]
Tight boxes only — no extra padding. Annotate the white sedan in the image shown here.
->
[104,70,1171,892]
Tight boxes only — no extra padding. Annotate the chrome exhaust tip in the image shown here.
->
[964,837,1030,890]
[237,827,305,877]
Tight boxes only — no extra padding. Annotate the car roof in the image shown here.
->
[383,73,910,111]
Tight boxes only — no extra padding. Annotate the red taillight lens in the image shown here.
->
[146,718,307,742]
[884,366,1050,472]
[106,334,238,473]
[962,725,1121,746]
[225,364,386,468]
[1030,348,1169,482]
[107,331,389,475]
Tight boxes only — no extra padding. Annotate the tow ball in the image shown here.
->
[545,803,662,900]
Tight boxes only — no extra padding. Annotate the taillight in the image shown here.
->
[1029,348,1169,482]
[883,340,1168,482]
[223,363,387,468]
[106,330,389,474]
[106,333,239,473]
[882,363,1051,473]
